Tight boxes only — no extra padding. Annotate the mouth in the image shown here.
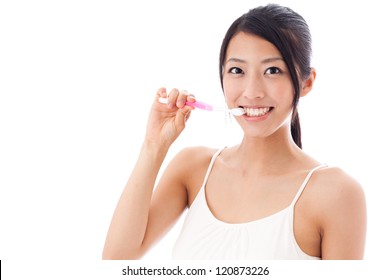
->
[240,106,274,117]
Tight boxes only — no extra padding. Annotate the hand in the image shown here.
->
[144,87,195,148]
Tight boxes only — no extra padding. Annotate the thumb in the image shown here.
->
[175,106,193,131]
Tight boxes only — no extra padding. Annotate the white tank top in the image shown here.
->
[172,148,324,260]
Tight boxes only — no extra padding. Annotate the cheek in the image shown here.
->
[222,78,241,103]
[281,86,296,107]
[270,81,295,105]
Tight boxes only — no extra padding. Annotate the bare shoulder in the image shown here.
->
[308,167,367,259]
[165,146,218,178]
[170,146,218,168]
[164,146,219,205]
[160,146,218,184]
[310,166,366,207]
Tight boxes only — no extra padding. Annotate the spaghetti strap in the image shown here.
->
[199,147,225,190]
[290,164,326,207]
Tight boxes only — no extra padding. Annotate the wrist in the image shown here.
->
[141,139,170,160]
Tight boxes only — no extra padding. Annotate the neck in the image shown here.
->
[230,130,302,175]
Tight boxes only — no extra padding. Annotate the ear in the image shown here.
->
[300,67,316,97]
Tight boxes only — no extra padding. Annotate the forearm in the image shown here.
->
[103,141,169,259]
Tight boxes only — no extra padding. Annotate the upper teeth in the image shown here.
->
[245,107,271,117]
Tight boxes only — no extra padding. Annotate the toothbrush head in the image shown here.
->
[229,107,245,116]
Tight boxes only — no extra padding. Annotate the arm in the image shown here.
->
[319,168,367,259]
[102,88,194,259]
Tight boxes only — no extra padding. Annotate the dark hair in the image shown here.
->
[219,4,312,148]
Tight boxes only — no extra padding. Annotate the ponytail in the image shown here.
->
[291,110,302,149]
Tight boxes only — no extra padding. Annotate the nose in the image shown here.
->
[243,75,265,100]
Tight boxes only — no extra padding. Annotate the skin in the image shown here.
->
[103,32,366,260]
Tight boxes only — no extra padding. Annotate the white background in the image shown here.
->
[1,0,389,277]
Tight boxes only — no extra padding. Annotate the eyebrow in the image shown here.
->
[225,56,284,64]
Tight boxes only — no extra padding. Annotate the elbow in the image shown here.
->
[102,246,143,260]
[102,250,122,260]
[102,247,119,260]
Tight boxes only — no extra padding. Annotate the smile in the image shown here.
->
[241,106,273,117]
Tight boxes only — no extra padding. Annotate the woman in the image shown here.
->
[103,4,366,260]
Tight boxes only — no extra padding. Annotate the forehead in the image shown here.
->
[225,32,282,62]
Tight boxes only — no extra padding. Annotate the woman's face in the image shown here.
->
[222,31,295,139]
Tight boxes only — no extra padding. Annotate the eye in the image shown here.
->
[264,67,281,75]
[228,67,244,75]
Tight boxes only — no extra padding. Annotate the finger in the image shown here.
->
[155,87,167,104]
[184,110,192,123]
[168,88,179,109]
[176,90,189,108]
[187,94,196,103]
[175,108,189,131]
[176,104,194,129]
[156,87,167,98]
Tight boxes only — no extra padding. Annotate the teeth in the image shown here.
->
[244,107,271,117]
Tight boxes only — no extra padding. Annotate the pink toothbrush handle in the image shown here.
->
[158,97,244,115]
[158,97,213,111]
[185,101,213,111]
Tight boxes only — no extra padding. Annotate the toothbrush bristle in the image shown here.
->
[230,108,245,116]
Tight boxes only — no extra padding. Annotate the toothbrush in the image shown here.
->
[158,97,245,116]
